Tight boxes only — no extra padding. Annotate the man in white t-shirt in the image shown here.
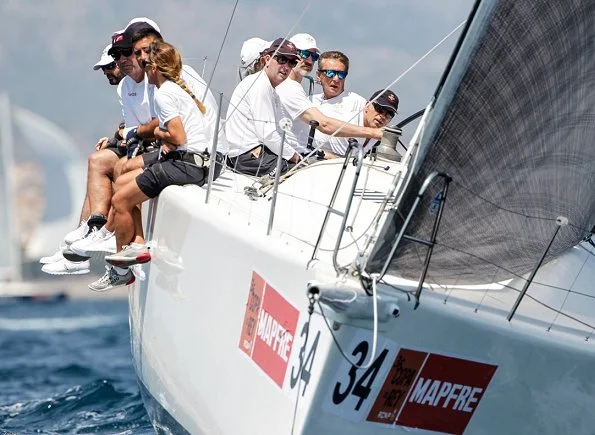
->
[309,51,367,155]
[319,88,400,157]
[274,34,384,157]
[224,38,302,176]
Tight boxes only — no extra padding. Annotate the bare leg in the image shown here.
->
[87,149,119,217]
[113,156,128,181]
[132,206,145,244]
[112,171,147,252]
[122,154,147,176]
[79,194,91,222]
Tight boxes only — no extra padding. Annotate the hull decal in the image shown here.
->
[239,271,300,388]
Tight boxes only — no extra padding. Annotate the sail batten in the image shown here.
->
[367,0,595,284]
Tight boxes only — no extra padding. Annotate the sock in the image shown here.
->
[113,266,129,275]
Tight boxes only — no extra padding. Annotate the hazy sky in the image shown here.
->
[0,0,474,146]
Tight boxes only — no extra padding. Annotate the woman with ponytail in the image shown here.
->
[89,41,216,291]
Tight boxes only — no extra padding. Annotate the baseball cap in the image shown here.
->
[93,44,114,70]
[107,31,131,55]
[262,37,299,58]
[240,37,270,67]
[125,17,161,33]
[289,33,320,53]
[370,89,399,115]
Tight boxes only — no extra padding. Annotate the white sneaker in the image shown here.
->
[105,243,151,267]
[39,249,64,264]
[71,227,116,257]
[64,220,90,245]
[41,258,90,275]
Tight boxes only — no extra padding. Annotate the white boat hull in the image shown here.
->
[129,163,595,434]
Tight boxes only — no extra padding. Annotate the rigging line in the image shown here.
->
[315,281,381,370]
[289,298,315,435]
[216,0,315,137]
[280,19,467,179]
[433,240,595,300]
[453,180,592,234]
[547,250,590,330]
[499,282,595,330]
[202,0,240,102]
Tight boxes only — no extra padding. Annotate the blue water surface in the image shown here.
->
[0,298,153,434]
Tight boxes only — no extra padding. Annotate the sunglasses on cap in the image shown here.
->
[101,62,117,72]
[319,69,348,80]
[274,55,298,68]
[297,49,320,61]
[111,47,134,60]
[372,102,396,118]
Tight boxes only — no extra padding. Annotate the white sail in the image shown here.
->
[0,93,22,281]
[10,105,86,260]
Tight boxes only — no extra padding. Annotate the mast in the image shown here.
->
[0,93,22,281]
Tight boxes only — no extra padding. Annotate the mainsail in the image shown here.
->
[366,0,595,284]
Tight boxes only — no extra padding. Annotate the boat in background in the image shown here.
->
[129,0,595,433]
[0,92,85,300]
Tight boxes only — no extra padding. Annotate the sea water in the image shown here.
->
[0,298,153,434]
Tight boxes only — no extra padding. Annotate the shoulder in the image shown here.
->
[346,91,366,103]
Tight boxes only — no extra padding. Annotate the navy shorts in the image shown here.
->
[136,158,206,198]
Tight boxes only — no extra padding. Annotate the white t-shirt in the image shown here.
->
[153,80,209,154]
[118,75,154,139]
[275,79,315,154]
[310,91,367,156]
[181,65,218,146]
[314,110,375,156]
[223,72,296,159]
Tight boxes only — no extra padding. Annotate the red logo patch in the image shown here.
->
[239,272,299,388]
[367,349,497,434]
[113,34,124,44]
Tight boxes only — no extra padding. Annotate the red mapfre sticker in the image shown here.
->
[368,350,497,434]
[239,272,299,388]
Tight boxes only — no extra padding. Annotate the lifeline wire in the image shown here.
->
[202,0,240,101]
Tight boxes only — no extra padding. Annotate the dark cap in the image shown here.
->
[107,32,131,55]
[123,21,162,44]
[262,37,299,58]
[370,89,399,115]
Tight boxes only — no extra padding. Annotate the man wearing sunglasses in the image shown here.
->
[93,44,124,86]
[315,88,400,157]
[223,38,303,177]
[274,35,384,158]
[311,51,366,115]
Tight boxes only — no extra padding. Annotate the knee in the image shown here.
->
[88,150,115,174]
[112,190,129,212]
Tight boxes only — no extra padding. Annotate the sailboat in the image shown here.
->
[128,0,595,433]
[0,92,86,300]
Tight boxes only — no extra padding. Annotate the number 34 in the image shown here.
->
[332,341,388,411]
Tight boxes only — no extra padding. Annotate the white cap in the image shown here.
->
[93,44,114,70]
[240,37,270,67]
[125,17,161,33]
[289,33,320,52]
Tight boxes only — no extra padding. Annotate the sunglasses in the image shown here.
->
[101,62,117,72]
[372,102,396,118]
[319,69,348,80]
[274,55,298,68]
[297,49,320,61]
[111,47,134,60]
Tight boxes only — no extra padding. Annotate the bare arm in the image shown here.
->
[300,107,382,140]
[136,118,159,139]
[154,117,186,149]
